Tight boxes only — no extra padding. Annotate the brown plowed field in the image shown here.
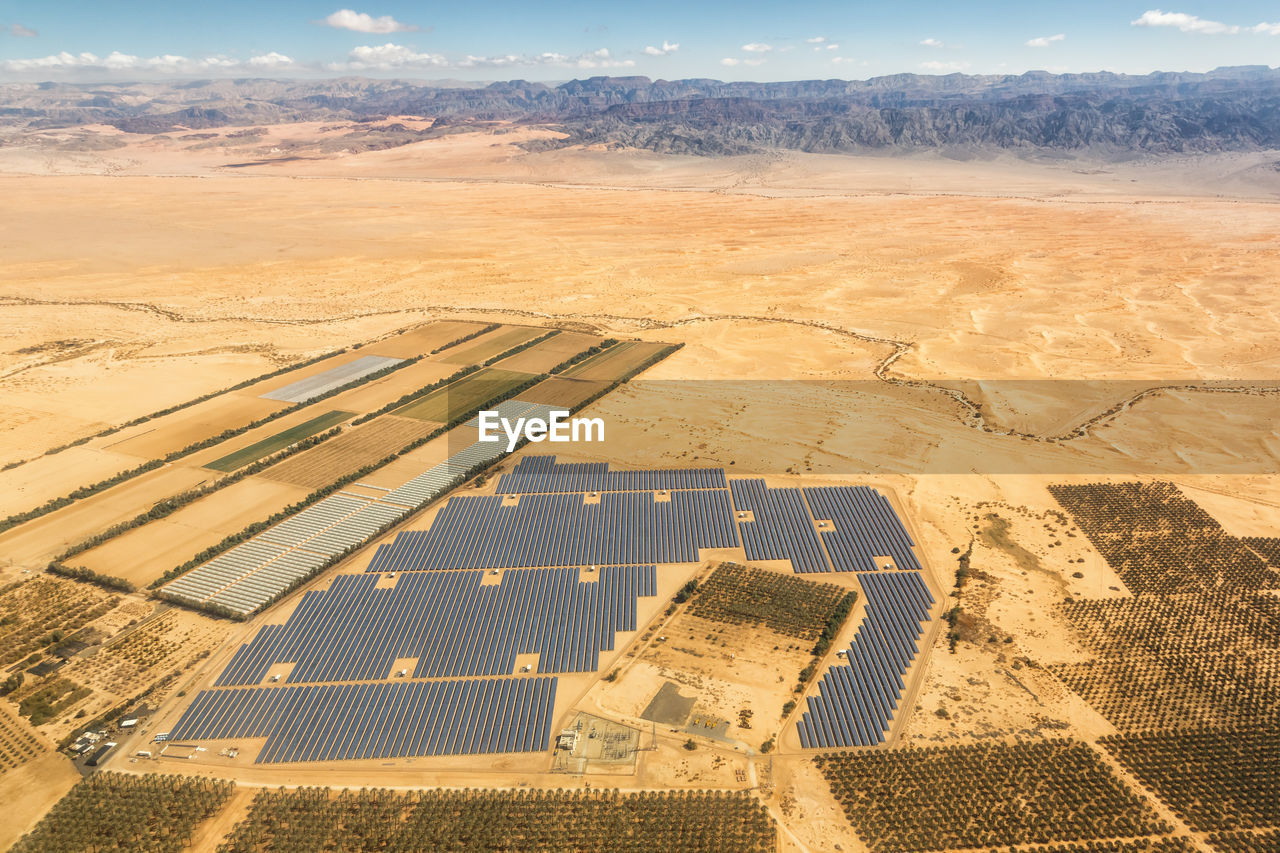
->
[437,326,546,365]
[365,321,491,359]
[520,376,612,409]
[259,416,438,488]
[558,341,672,381]
[491,331,600,373]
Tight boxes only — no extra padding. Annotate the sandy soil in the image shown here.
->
[2,129,1278,850]
[0,751,82,850]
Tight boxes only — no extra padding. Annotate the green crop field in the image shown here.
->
[393,368,535,423]
[204,409,353,472]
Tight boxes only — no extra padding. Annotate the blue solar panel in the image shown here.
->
[803,486,922,572]
[798,571,935,748]
[367,490,737,571]
[729,479,831,572]
[170,677,557,763]
[496,455,728,494]
[216,566,656,687]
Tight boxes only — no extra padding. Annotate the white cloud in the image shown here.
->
[720,57,740,66]
[247,51,294,68]
[1026,33,1066,47]
[741,42,772,52]
[321,9,418,34]
[825,43,839,50]
[920,37,944,47]
[1250,21,1280,35]
[806,36,827,44]
[9,24,38,37]
[345,43,447,69]
[338,43,634,71]
[1131,10,1238,34]
[643,40,679,56]
[920,59,971,72]
[0,50,294,74]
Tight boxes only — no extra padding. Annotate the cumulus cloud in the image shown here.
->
[321,9,418,34]
[1253,22,1280,35]
[720,56,767,67]
[920,59,971,72]
[920,37,944,47]
[338,43,634,71]
[343,42,446,69]
[9,24,38,37]
[1131,10,1240,34]
[643,40,679,56]
[0,50,294,74]
[741,42,772,52]
[806,36,827,44]
[1026,33,1066,47]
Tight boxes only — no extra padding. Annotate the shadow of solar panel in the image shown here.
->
[170,676,557,763]
[798,571,936,748]
[215,566,657,687]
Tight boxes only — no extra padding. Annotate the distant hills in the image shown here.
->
[4,66,1280,155]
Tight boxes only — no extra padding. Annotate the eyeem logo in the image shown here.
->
[477,409,605,452]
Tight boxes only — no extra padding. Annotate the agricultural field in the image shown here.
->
[985,841,1198,853]
[259,415,437,488]
[10,772,234,853]
[1051,592,1280,730]
[392,367,536,422]
[688,562,854,641]
[203,409,353,472]
[69,477,310,588]
[1100,727,1280,833]
[218,787,776,853]
[436,325,547,365]
[0,576,119,669]
[1047,482,1278,595]
[61,608,230,700]
[493,330,601,373]
[520,375,612,409]
[363,320,490,359]
[1208,829,1280,853]
[0,701,44,774]
[814,740,1169,852]
[83,393,287,462]
[558,341,673,381]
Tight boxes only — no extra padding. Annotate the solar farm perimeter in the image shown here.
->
[156,455,938,771]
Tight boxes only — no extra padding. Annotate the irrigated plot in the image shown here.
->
[91,393,288,461]
[557,341,672,381]
[204,409,353,472]
[392,368,536,423]
[519,376,612,409]
[491,331,600,373]
[364,320,491,359]
[218,787,776,852]
[1101,727,1280,833]
[258,416,437,488]
[689,563,853,641]
[436,326,547,365]
[816,740,1169,852]
[0,703,44,775]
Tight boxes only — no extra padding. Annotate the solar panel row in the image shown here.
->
[367,489,739,571]
[215,565,655,686]
[798,570,936,748]
[161,399,556,615]
[171,677,557,763]
[804,485,922,572]
[496,454,728,494]
[730,479,831,572]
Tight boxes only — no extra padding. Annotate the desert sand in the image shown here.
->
[1,124,1277,851]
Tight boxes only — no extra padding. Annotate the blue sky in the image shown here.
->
[1,2,1278,81]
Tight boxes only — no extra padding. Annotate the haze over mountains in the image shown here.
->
[3,65,1280,156]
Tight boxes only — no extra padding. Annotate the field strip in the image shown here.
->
[204,409,353,472]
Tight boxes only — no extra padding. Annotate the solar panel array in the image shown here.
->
[798,570,936,748]
[161,399,557,615]
[260,354,406,403]
[215,565,655,686]
[730,479,830,572]
[367,489,738,572]
[171,677,557,764]
[497,454,727,493]
[165,454,931,761]
[805,485,922,571]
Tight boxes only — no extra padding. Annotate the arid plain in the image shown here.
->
[1,123,1279,851]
